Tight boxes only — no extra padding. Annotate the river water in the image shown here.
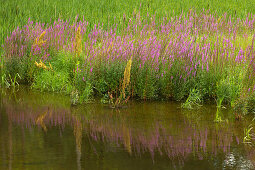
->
[0,87,254,170]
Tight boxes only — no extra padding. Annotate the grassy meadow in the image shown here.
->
[1,0,255,45]
[1,0,255,113]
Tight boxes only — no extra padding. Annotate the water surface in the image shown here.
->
[0,87,254,170]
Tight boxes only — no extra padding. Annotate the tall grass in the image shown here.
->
[1,0,255,46]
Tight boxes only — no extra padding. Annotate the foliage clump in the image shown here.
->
[1,11,255,113]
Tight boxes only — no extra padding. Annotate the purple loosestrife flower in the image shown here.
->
[253,84,255,93]
[76,65,79,72]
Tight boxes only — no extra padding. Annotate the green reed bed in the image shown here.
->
[1,9,255,113]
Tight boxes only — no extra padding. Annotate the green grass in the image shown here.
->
[31,52,74,93]
[1,0,255,46]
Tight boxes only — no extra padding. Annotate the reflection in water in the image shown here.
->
[36,110,48,132]
[0,88,255,169]
[122,125,131,154]
[223,152,254,169]
[8,117,12,170]
[73,117,82,170]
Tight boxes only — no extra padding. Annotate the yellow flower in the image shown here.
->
[34,59,53,71]
[74,26,82,57]
[35,61,39,67]
[33,31,47,47]
[121,56,133,99]
[49,62,53,70]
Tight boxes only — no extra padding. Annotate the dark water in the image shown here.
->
[0,87,254,170]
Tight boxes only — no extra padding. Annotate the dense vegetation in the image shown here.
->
[1,0,255,113]
[2,0,255,45]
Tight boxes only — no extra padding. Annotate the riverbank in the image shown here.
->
[1,8,255,113]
